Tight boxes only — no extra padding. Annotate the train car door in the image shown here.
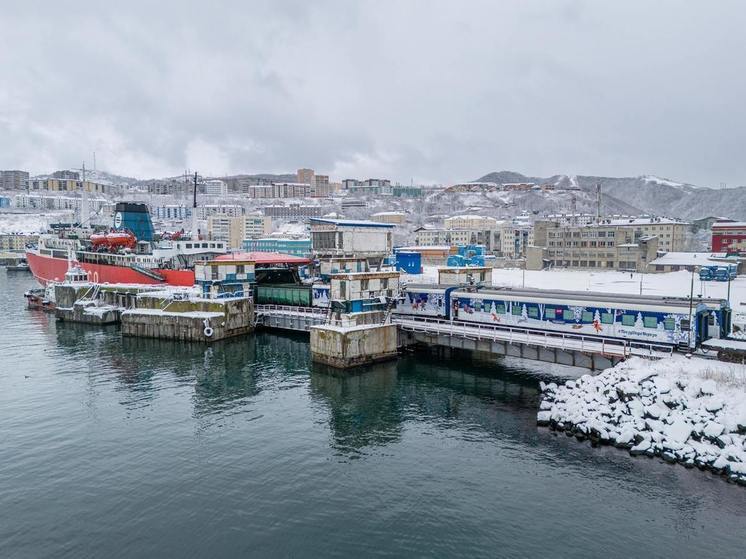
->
[696,312,709,344]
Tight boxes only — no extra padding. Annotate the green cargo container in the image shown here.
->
[255,284,312,307]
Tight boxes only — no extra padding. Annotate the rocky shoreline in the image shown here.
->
[537,357,746,486]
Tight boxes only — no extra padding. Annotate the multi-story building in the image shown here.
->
[371,211,407,225]
[414,225,507,256]
[153,205,191,221]
[207,214,272,249]
[0,234,38,251]
[499,223,533,259]
[196,204,243,220]
[14,194,111,214]
[51,170,80,180]
[203,179,228,197]
[343,178,392,195]
[444,215,499,230]
[242,237,312,257]
[261,204,324,219]
[143,179,188,196]
[603,216,689,252]
[29,178,110,194]
[711,220,746,254]
[1,170,30,191]
[529,220,658,271]
[544,213,596,226]
[392,185,424,198]
[310,218,394,257]
[297,168,315,186]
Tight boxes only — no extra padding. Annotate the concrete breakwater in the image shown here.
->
[537,356,746,486]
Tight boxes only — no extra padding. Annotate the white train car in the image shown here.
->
[451,287,730,349]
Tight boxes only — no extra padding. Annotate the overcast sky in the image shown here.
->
[1,0,745,186]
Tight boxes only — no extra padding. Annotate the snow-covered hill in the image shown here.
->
[476,171,741,220]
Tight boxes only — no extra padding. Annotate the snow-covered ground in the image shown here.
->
[538,356,746,485]
[0,212,69,235]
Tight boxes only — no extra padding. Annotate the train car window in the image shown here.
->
[563,310,574,321]
[511,305,522,315]
[545,306,556,317]
[643,317,658,328]
[601,312,614,324]
[496,304,506,314]
[622,314,635,326]
[680,319,690,330]
[582,311,593,322]
[708,315,715,325]
[473,300,483,311]
[528,307,539,318]
[664,318,675,330]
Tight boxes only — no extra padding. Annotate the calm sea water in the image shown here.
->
[1,270,744,558]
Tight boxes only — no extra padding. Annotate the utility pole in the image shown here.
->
[192,171,199,240]
[687,266,695,350]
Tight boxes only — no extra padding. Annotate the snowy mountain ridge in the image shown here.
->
[475,170,743,220]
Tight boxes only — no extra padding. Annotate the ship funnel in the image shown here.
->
[113,202,155,242]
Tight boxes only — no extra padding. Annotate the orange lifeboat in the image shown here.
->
[90,231,137,250]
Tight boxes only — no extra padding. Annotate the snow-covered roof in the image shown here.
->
[310,217,395,228]
[650,252,738,266]
[605,217,687,226]
[371,211,406,217]
[712,221,746,229]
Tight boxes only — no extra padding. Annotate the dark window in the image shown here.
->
[601,312,614,324]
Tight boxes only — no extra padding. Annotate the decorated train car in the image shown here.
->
[396,284,459,317]
[396,285,731,349]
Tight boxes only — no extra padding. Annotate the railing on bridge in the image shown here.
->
[393,315,674,359]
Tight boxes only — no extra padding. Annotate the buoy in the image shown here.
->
[204,326,214,337]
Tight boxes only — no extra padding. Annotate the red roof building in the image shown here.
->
[711,221,746,254]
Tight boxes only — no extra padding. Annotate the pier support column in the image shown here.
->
[310,323,398,369]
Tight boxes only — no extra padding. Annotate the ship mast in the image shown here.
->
[80,161,90,228]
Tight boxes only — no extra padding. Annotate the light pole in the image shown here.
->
[687,266,695,350]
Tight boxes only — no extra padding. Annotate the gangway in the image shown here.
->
[394,316,673,370]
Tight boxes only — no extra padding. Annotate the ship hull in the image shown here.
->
[26,250,195,286]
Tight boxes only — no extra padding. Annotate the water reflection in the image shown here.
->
[310,361,403,456]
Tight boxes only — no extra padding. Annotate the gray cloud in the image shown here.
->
[1,0,745,186]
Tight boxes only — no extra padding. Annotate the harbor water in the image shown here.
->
[1,270,745,558]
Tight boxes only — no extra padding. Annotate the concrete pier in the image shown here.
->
[122,297,254,342]
[310,323,398,368]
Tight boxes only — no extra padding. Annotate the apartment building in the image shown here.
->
[14,194,111,214]
[499,223,533,259]
[204,179,228,196]
[0,233,38,251]
[604,216,689,252]
[153,205,191,220]
[207,214,272,249]
[29,178,110,194]
[371,211,407,225]
[444,215,499,230]
[1,170,29,190]
[528,220,658,271]
[196,204,243,220]
[261,204,324,219]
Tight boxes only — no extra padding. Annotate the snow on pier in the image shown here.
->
[538,356,746,485]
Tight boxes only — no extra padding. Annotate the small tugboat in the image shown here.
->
[24,256,90,312]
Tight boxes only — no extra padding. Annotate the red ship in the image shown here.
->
[26,202,226,286]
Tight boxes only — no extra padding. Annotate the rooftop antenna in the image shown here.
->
[570,194,577,225]
[596,182,602,223]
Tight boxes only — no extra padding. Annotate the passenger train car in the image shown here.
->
[397,284,731,350]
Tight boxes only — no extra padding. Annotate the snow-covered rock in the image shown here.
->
[537,355,746,486]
